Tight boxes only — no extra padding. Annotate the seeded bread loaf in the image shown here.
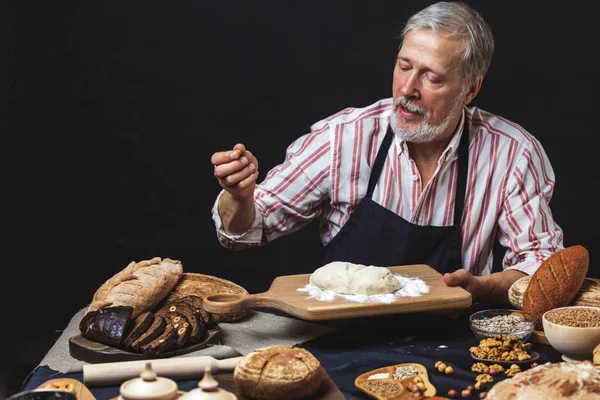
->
[522,245,589,329]
[86,257,183,319]
[233,345,322,400]
[162,273,249,322]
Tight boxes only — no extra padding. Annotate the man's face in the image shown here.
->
[391,29,468,143]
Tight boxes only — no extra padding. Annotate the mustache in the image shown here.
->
[393,97,426,116]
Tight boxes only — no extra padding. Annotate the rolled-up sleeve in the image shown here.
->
[212,122,332,250]
[497,139,564,275]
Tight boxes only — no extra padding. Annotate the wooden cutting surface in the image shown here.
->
[203,264,472,320]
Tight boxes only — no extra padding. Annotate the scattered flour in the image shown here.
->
[297,275,429,303]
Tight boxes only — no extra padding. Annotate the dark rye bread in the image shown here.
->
[131,315,166,351]
[140,322,178,355]
[522,245,589,329]
[163,273,249,322]
[155,301,206,342]
[79,306,133,348]
[121,312,155,349]
[166,295,215,326]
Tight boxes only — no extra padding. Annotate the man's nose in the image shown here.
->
[399,72,419,98]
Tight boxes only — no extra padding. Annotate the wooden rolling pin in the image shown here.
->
[83,355,243,387]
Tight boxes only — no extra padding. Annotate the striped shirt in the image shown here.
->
[212,98,564,276]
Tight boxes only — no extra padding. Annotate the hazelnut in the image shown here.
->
[483,366,490,374]
[416,382,426,391]
[480,392,488,399]
[448,389,458,398]
[466,385,475,392]
[437,363,448,373]
[462,389,472,398]
[445,366,455,375]
[406,382,420,393]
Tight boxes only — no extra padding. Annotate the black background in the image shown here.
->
[6,0,600,396]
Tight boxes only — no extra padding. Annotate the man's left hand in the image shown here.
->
[443,269,481,299]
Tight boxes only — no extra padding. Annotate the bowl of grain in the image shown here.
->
[543,306,600,362]
[469,309,536,342]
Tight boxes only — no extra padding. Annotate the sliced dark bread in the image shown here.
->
[140,322,178,355]
[155,302,206,342]
[121,311,155,349]
[172,295,216,326]
[131,315,166,351]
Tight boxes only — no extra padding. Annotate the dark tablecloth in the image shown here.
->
[22,304,563,400]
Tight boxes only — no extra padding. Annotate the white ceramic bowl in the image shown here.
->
[542,306,600,362]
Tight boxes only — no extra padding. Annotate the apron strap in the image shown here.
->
[366,126,394,199]
[453,117,470,225]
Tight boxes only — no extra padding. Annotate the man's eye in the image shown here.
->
[397,63,410,72]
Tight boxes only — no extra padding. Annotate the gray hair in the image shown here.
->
[401,2,494,88]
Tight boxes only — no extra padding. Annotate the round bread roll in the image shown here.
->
[310,261,401,295]
[487,361,600,399]
[233,345,322,400]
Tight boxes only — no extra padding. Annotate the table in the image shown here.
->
[22,304,563,400]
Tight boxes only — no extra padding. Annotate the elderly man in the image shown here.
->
[210,1,563,303]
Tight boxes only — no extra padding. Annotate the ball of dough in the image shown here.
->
[309,261,401,295]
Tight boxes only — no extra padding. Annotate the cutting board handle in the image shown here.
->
[204,293,271,314]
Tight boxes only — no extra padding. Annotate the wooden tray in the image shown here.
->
[214,369,344,400]
[203,264,472,320]
[355,363,435,400]
[36,378,95,400]
[69,326,221,363]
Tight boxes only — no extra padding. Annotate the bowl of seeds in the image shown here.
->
[469,309,536,342]
[543,306,600,361]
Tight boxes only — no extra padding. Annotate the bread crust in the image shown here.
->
[522,245,589,329]
[487,361,600,399]
[162,273,249,322]
[233,345,322,400]
[87,257,183,319]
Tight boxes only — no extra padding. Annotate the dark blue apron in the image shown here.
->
[320,119,469,274]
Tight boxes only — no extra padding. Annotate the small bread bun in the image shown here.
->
[233,345,322,400]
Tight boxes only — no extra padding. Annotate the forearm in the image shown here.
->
[217,191,257,235]
[473,269,526,304]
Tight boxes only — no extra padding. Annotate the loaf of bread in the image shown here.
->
[86,257,183,318]
[509,276,600,310]
[162,273,249,322]
[522,245,589,329]
[234,345,322,400]
[487,361,600,399]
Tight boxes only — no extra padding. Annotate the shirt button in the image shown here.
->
[411,175,418,181]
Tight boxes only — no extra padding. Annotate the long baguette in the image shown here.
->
[522,245,589,329]
[87,257,183,318]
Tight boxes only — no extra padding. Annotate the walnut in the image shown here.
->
[471,363,488,373]
[505,364,521,377]
[476,374,494,384]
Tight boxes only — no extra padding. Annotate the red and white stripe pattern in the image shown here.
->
[212,98,564,276]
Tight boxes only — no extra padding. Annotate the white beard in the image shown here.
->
[390,96,464,143]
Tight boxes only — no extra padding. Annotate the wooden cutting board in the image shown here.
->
[69,326,221,363]
[203,264,471,320]
[37,378,96,400]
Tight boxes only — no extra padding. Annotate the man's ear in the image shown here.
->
[464,76,483,105]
